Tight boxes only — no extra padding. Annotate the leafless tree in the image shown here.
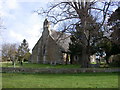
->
[36,0,118,67]
[1,43,18,64]
[0,17,6,31]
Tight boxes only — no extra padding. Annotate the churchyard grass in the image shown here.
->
[1,61,119,68]
[2,72,119,88]
[1,62,80,68]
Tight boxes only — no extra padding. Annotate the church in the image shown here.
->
[29,19,72,64]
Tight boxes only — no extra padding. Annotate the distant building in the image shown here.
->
[29,19,71,64]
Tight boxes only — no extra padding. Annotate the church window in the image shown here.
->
[43,45,46,55]
[75,56,78,61]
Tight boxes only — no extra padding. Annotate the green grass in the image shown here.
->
[91,62,97,64]
[2,72,119,88]
[1,62,80,68]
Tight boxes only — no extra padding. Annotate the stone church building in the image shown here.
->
[29,19,71,64]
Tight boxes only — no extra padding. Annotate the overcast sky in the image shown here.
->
[0,0,118,53]
[0,0,51,52]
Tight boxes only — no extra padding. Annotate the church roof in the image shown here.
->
[50,30,71,52]
[32,19,71,53]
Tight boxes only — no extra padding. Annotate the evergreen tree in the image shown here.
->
[17,39,30,65]
[108,7,120,46]
[69,35,82,64]
[69,21,103,66]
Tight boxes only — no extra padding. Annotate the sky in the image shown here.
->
[0,0,118,53]
[0,0,52,52]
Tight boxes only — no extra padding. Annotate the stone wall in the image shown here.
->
[47,36,64,64]
[2,67,120,74]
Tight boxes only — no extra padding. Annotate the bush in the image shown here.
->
[109,54,120,67]
[24,52,31,62]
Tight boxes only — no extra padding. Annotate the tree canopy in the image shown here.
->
[17,39,30,65]
[108,7,120,46]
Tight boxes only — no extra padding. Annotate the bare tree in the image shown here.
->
[36,0,117,67]
[0,17,6,31]
[1,43,18,66]
[0,17,3,30]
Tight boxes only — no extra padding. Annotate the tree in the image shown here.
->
[17,39,30,65]
[69,35,82,64]
[24,52,31,62]
[97,6,120,64]
[37,1,115,67]
[108,7,120,46]
[96,36,120,64]
[93,6,120,64]
[1,43,18,65]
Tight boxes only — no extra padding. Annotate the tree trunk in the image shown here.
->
[12,60,14,65]
[65,54,69,65]
[70,54,74,64]
[105,53,110,64]
[20,61,23,66]
[81,47,90,68]
[20,58,24,66]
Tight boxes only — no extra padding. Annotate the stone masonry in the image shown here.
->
[29,19,71,64]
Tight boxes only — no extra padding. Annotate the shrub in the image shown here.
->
[109,54,120,67]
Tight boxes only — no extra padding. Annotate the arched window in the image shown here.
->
[43,45,46,55]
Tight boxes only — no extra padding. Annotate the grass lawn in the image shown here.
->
[2,72,119,88]
[1,62,80,68]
